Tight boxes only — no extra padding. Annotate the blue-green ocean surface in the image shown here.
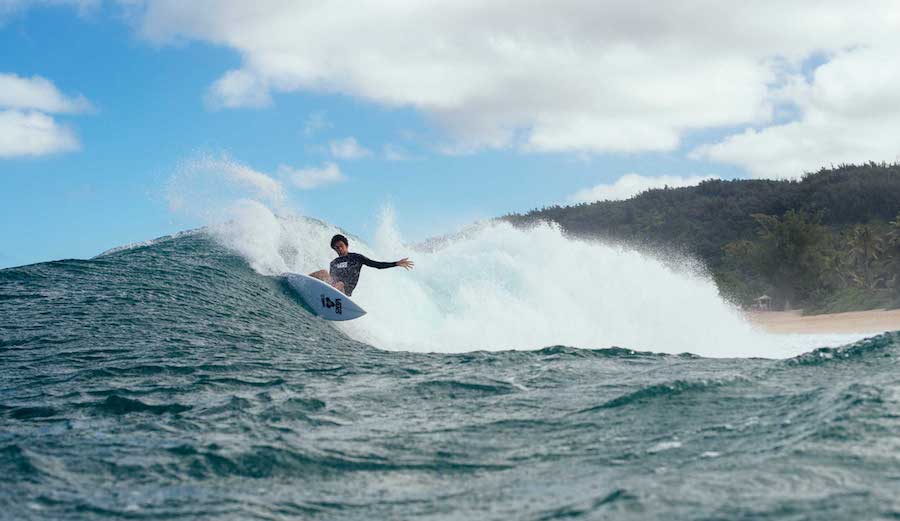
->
[2,231,899,520]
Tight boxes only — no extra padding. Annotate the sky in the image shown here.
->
[2,0,900,268]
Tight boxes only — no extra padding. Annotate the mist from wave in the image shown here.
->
[198,204,865,358]
[160,154,870,358]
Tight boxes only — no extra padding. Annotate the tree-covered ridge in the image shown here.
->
[505,163,900,312]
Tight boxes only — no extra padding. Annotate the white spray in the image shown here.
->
[164,156,867,358]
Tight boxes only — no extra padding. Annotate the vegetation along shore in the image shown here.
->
[506,163,900,314]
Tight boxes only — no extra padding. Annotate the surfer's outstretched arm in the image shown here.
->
[357,254,414,270]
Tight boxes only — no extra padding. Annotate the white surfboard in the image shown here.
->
[283,273,367,321]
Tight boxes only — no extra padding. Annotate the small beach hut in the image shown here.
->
[753,294,772,311]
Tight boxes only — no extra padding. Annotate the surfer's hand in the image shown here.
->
[396,258,414,270]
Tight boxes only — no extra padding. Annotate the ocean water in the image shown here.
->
[2,218,899,520]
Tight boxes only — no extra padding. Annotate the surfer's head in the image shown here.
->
[330,234,349,256]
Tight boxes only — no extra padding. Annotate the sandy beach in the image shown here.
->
[746,308,900,334]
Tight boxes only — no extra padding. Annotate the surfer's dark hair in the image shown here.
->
[330,234,349,249]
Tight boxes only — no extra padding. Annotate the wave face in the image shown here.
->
[3,225,899,519]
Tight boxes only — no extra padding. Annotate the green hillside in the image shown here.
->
[505,163,900,313]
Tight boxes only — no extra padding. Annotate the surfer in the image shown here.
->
[308,234,414,296]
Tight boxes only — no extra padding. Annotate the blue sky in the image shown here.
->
[2,2,898,268]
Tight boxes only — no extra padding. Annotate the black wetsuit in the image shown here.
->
[329,253,396,296]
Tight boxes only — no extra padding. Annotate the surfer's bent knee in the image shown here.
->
[309,269,330,282]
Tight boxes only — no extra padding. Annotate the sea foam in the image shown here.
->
[209,200,869,357]
[165,159,869,358]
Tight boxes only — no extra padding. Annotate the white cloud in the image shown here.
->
[569,173,718,203]
[692,45,900,178]
[329,137,370,160]
[0,73,92,113]
[205,69,271,109]
[0,109,80,157]
[130,0,900,163]
[0,0,99,23]
[0,73,91,159]
[281,162,345,190]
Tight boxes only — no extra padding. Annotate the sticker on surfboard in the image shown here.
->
[284,273,367,321]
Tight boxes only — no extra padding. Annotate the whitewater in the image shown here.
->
[199,201,861,358]
[157,152,867,357]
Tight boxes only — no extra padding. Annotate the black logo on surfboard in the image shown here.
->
[320,294,343,314]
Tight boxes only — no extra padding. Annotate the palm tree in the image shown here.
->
[881,212,900,290]
[822,252,848,289]
[847,224,883,289]
[889,212,900,247]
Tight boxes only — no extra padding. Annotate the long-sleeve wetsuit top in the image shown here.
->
[329,253,396,296]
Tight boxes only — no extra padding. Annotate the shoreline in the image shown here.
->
[745,308,900,335]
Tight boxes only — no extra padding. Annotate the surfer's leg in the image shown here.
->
[309,269,345,293]
[308,269,331,283]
